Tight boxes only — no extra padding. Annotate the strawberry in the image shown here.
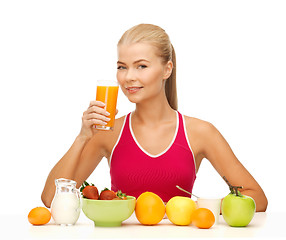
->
[80,181,99,200]
[99,188,117,200]
[116,190,127,200]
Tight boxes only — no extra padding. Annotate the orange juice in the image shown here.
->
[96,84,119,130]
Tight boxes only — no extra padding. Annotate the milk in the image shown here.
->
[51,192,81,225]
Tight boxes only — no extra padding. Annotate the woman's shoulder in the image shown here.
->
[182,114,217,136]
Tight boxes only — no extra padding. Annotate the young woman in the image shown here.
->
[41,24,268,211]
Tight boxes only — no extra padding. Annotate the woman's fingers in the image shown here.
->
[78,100,112,139]
[84,112,110,122]
[89,100,105,107]
[87,118,108,126]
[82,100,112,128]
[86,106,110,116]
[87,101,110,116]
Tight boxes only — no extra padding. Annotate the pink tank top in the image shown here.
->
[110,111,196,202]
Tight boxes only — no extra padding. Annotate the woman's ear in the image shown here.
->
[163,60,173,80]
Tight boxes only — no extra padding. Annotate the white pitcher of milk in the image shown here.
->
[51,178,81,226]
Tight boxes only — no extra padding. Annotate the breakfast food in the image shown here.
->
[100,188,117,200]
[28,207,51,225]
[116,190,128,200]
[80,181,99,199]
[135,192,165,225]
[166,196,197,226]
[80,181,127,200]
[82,185,99,200]
[191,208,215,229]
[222,176,256,227]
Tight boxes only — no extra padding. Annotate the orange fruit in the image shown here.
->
[28,207,51,225]
[192,208,215,229]
[135,192,165,225]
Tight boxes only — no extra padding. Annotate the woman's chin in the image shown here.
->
[126,95,142,104]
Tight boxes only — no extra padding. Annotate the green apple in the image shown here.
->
[221,177,256,227]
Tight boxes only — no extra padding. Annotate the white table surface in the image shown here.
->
[1,211,285,239]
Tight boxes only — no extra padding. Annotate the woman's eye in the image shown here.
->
[117,66,126,70]
[138,65,147,69]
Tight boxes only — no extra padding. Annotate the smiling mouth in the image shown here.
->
[126,87,143,93]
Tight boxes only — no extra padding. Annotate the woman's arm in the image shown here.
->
[201,122,268,212]
[41,101,110,207]
[41,136,91,207]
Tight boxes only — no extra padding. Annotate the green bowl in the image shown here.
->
[82,196,136,227]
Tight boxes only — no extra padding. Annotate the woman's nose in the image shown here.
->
[125,68,136,82]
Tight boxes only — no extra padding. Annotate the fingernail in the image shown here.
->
[106,111,110,116]
[105,117,110,122]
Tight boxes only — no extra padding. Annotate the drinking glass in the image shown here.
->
[95,80,119,130]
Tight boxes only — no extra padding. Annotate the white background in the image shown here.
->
[0,0,285,215]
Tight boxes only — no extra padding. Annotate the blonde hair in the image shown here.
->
[118,24,178,110]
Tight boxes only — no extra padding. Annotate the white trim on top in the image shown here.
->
[129,111,179,158]
[108,115,128,167]
[181,115,197,172]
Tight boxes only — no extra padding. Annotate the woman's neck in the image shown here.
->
[133,95,176,126]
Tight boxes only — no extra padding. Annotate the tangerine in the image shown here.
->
[135,192,165,225]
[192,208,215,229]
[28,207,51,225]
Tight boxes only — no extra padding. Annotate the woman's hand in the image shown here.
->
[78,101,111,140]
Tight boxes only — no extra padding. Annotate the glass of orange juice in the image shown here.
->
[95,80,119,130]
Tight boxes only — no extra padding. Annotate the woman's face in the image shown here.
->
[117,42,172,104]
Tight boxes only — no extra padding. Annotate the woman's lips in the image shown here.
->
[126,86,143,94]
